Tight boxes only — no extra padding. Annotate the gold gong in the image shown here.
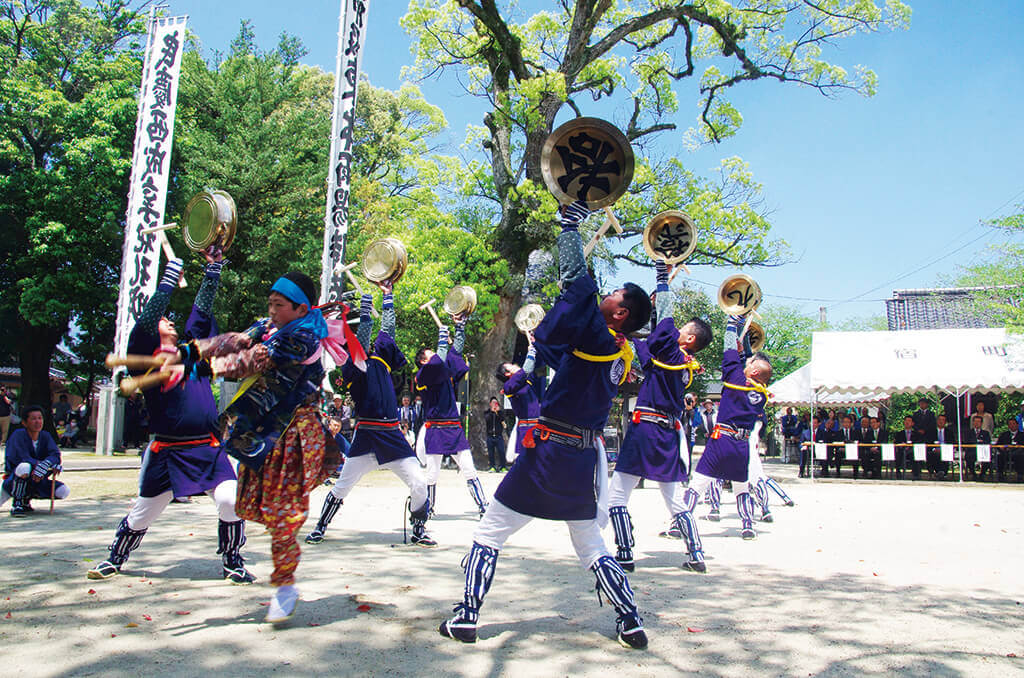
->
[717,274,762,316]
[514,303,545,333]
[746,320,766,352]
[362,238,408,283]
[182,190,237,252]
[443,285,478,316]
[642,210,698,264]
[540,117,634,209]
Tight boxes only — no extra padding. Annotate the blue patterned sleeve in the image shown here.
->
[382,290,396,338]
[356,294,374,348]
[436,325,450,361]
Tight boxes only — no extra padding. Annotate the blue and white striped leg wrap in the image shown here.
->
[754,478,770,513]
[315,493,344,534]
[766,477,792,504]
[609,506,635,551]
[10,475,28,501]
[109,516,147,566]
[461,542,499,620]
[709,479,722,511]
[736,492,755,529]
[683,488,699,513]
[466,478,488,512]
[591,555,637,617]
[673,511,704,562]
[427,484,436,514]
[217,519,247,569]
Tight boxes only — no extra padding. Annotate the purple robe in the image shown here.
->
[615,318,689,482]
[495,275,620,520]
[341,332,416,464]
[695,348,765,482]
[415,350,471,454]
[503,369,541,458]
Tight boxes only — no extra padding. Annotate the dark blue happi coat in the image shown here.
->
[495,274,621,520]
[415,350,471,454]
[502,368,541,458]
[342,331,415,464]
[695,348,766,482]
[615,317,690,483]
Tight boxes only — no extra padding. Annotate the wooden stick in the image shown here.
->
[154,228,187,289]
[105,353,169,370]
[667,263,691,284]
[119,371,172,396]
[583,207,624,257]
[50,472,57,514]
[419,298,444,329]
[139,222,178,235]
[337,262,379,318]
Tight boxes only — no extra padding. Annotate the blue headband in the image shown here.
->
[271,277,311,308]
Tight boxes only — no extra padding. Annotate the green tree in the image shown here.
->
[401,0,910,450]
[955,207,1024,332]
[0,0,146,432]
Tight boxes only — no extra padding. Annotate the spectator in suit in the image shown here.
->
[815,416,833,477]
[412,395,425,435]
[399,394,416,445]
[963,414,990,481]
[857,416,876,480]
[973,400,995,436]
[867,416,887,479]
[912,399,938,444]
[993,418,1022,483]
[833,414,862,479]
[928,413,954,479]
[484,397,506,472]
[1,385,14,444]
[894,416,922,480]
[997,418,1024,483]
[798,415,819,478]
[54,394,72,426]
[698,399,717,441]
[780,407,799,463]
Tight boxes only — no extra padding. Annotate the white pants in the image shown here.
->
[473,499,610,569]
[125,479,239,531]
[328,454,428,508]
[608,471,685,515]
[0,462,70,504]
[689,472,748,498]
[423,448,479,484]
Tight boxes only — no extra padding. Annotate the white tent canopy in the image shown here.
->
[770,363,888,408]
[810,328,1024,395]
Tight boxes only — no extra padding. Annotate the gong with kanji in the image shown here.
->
[540,117,634,209]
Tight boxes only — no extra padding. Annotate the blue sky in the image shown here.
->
[164,1,1024,323]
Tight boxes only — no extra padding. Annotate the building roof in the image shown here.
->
[0,366,68,380]
[885,287,1000,331]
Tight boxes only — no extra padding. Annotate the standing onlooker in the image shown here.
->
[0,386,12,444]
[412,395,425,435]
[698,399,717,441]
[54,394,72,425]
[798,415,819,478]
[484,397,506,472]
[399,394,416,446]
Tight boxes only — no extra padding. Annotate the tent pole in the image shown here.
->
[955,387,964,484]
[810,388,817,484]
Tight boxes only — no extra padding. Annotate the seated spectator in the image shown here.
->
[894,416,922,481]
[1,405,69,516]
[928,413,953,479]
[798,415,819,478]
[865,416,887,479]
[59,419,80,447]
[997,418,1024,483]
[963,414,990,481]
[833,414,862,479]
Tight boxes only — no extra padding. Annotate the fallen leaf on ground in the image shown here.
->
[125,623,138,628]
[5,612,11,619]
[356,604,372,612]
[308,622,321,627]
[110,634,117,637]
[1006,653,1016,658]
[258,602,270,606]
[143,615,152,621]
[87,589,96,594]
[687,627,704,633]
[175,611,190,615]
[83,558,94,562]
[973,523,981,527]
[872,572,879,576]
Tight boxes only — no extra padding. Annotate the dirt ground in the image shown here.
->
[1,462,1022,677]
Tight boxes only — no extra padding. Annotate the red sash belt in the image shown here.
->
[150,435,219,453]
[425,419,462,428]
[356,419,401,430]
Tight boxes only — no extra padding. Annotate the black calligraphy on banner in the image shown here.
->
[324,0,368,302]
[654,220,694,259]
[127,29,181,322]
[555,132,621,202]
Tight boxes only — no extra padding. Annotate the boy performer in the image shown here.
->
[169,271,339,623]
[2,406,68,516]
[608,260,712,573]
[439,200,653,649]
[493,333,540,466]
[305,281,436,547]
[687,314,773,541]
[414,315,487,517]
[87,254,254,584]
[746,418,795,525]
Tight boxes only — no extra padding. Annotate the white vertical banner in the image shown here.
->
[320,0,371,304]
[112,15,188,355]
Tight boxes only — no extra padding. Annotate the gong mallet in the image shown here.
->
[419,298,445,330]
[119,371,174,396]
[583,207,624,257]
[140,223,187,289]
[336,262,379,318]
[105,353,172,370]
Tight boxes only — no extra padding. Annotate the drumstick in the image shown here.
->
[105,353,169,370]
[583,207,624,257]
[50,472,56,514]
[119,371,172,396]
[667,263,691,284]
[336,262,379,318]
[152,226,187,289]
[139,222,179,235]
[419,298,444,329]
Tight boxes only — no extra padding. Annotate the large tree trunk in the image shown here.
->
[467,288,521,466]
[16,321,65,437]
